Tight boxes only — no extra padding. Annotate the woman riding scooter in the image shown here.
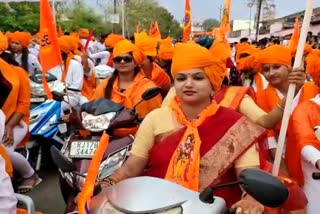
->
[92,39,163,130]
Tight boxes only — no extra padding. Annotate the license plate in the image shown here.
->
[69,141,99,158]
[31,97,45,103]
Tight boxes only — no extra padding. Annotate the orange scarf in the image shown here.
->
[165,97,219,191]
[61,53,74,83]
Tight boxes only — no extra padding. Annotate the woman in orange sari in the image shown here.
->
[99,42,266,213]
[0,32,41,193]
[92,39,162,120]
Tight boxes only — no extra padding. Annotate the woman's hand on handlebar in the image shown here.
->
[231,194,264,214]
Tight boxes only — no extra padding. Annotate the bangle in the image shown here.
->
[241,191,248,199]
[276,103,285,111]
[100,176,119,187]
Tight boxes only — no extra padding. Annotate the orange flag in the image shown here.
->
[288,18,300,51]
[182,0,191,42]
[135,22,141,33]
[58,26,64,37]
[220,0,231,35]
[39,0,62,99]
[149,21,161,40]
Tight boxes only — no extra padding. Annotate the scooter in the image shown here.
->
[87,169,288,214]
[24,88,70,171]
[50,87,161,213]
[29,72,64,109]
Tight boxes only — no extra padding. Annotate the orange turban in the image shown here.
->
[10,31,32,47]
[255,45,292,68]
[209,41,232,62]
[58,37,71,54]
[104,34,125,48]
[0,32,8,54]
[235,42,259,61]
[306,53,320,85]
[171,43,226,90]
[158,37,173,60]
[291,44,312,56]
[63,36,82,55]
[135,31,158,57]
[113,39,146,65]
[79,28,89,38]
[237,55,258,72]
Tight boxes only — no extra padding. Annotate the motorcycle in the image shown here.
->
[50,87,162,213]
[29,72,65,109]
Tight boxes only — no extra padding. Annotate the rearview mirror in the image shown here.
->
[141,87,161,101]
[50,146,74,173]
[52,91,65,102]
[239,169,289,207]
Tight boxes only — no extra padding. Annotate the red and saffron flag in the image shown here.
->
[220,0,231,35]
[149,21,161,40]
[182,0,191,42]
[39,0,62,99]
[288,18,300,51]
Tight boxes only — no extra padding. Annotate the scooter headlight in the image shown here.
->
[98,147,129,180]
[81,112,116,132]
[30,81,56,97]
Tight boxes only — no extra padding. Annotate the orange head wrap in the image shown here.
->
[171,43,226,90]
[78,28,89,39]
[255,45,292,70]
[291,44,312,56]
[0,32,8,54]
[209,41,232,63]
[113,39,146,65]
[235,42,259,61]
[58,37,71,54]
[63,35,82,55]
[104,33,125,49]
[134,31,158,57]
[237,54,259,73]
[158,37,174,60]
[306,53,320,86]
[10,31,32,47]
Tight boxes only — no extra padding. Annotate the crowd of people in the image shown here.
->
[0,25,319,214]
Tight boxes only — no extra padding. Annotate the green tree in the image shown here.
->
[57,2,109,34]
[109,0,182,39]
[0,2,40,33]
[202,18,220,32]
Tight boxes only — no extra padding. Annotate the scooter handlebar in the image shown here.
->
[312,172,320,180]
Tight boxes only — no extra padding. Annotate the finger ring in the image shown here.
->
[236,207,242,214]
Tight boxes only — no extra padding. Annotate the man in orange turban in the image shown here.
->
[48,36,85,110]
[254,45,317,175]
[157,37,174,81]
[285,50,320,214]
[135,32,171,97]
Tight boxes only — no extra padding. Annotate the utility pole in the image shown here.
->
[255,0,263,41]
[113,0,116,33]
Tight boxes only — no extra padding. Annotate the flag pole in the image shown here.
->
[272,0,315,176]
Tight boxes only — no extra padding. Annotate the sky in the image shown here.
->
[157,0,320,21]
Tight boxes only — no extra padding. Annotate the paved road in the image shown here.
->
[25,166,65,214]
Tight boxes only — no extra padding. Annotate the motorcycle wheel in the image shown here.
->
[58,173,73,204]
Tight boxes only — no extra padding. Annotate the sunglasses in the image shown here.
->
[113,56,133,63]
